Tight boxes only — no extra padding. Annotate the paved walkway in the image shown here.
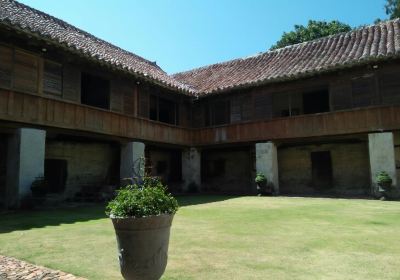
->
[0,255,86,280]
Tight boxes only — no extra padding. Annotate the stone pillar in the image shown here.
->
[368,132,397,189]
[256,142,279,194]
[182,147,201,192]
[120,141,145,182]
[7,128,46,207]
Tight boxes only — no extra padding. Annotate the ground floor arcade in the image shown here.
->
[0,124,399,208]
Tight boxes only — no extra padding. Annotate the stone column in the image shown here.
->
[368,132,397,189]
[120,141,145,183]
[255,142,279,194]
[7,128,46,207]
[182,147,201,192]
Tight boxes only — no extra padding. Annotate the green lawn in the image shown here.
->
[0,196,399,279]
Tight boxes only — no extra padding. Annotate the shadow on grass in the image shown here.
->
[176,195,238,206]
[0,196,238,234]
[0,204,107,234]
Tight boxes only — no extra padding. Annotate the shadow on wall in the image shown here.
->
[0,204,107,234]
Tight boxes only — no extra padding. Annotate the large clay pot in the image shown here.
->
[111,214,174,280]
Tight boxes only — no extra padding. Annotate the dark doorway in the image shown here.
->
[311,151,333,191]
[303,90,330,114]
[81,73,110,109]
[45,159,67,193]
[169,150,182,182]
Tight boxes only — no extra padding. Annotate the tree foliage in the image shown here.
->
[385,0,400,19]
[270,20,352,50]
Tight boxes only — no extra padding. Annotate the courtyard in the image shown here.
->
[0,196,399,280]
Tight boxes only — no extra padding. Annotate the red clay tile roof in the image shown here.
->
[2,0,400,98]
[173,19,400,96]
[0,0,195,94]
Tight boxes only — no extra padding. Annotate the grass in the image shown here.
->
[0,196,400,279]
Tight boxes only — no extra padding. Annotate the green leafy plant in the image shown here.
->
[106,176,178,218]
[255,173,267,184]
[376,171,392,187]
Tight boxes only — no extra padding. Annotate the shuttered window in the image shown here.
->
[14,50,39,93]
[351,75,376,107]
[379,72,400,104]
[43,60,62,96]
[0,45,13,89]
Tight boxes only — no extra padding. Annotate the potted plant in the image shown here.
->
[375,171,393,200]
[255,173,267,196]
[106,176,178,280]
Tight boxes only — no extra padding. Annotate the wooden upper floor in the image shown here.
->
[1,28,400,146]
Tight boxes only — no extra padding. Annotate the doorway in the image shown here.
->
[45,159,68,193]
[311,151,333,191]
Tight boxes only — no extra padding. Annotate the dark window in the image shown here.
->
[45,159,68,194]
[310,151,333,191]
[148,95,178,125]
[205,100,230,126]
[43,60,62,96]
[150,95,158,120]
[303,90,330,114]
[156,161,168,174]
[81,73,110,109]
[159,97,177,124]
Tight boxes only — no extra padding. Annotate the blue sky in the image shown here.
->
[19,0,387,74]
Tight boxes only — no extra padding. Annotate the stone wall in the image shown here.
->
[201,148,254,194]
[393,131,400,187]
[45,140,119,198]
[278,141,370,195]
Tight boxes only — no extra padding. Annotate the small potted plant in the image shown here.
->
[375,171,393,200]
[106,176,178,280]
[255,173,267,196]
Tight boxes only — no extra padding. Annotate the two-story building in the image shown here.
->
[1,0,400,208]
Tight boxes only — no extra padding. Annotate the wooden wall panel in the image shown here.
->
[123,83,135,116]
[253,91,272,120]
[330,79,352,110]
[13,50,39,94]
[62,65,80,102]
[110,79,124,113]
[138,87,149,118]
[0,90,190,145]
[0,45,13,89]
[379,71,400,105]
[192,105,400,145]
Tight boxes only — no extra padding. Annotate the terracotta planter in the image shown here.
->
[111,214,174,280]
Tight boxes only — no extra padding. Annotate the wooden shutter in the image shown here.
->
[138,87,149,118]
[380,72,400,104]
[123,83,135,116]
[0,45,13,89]
[254,91,272,119]
[192,103,205,128]
[330,79,352,110]
[62,65,80,102]
[110,79,124,113]
[351,75,376,107]
[14,50,39,93]
[43,60,62,96]
[212,99,230,125]
[230,94,252,123]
